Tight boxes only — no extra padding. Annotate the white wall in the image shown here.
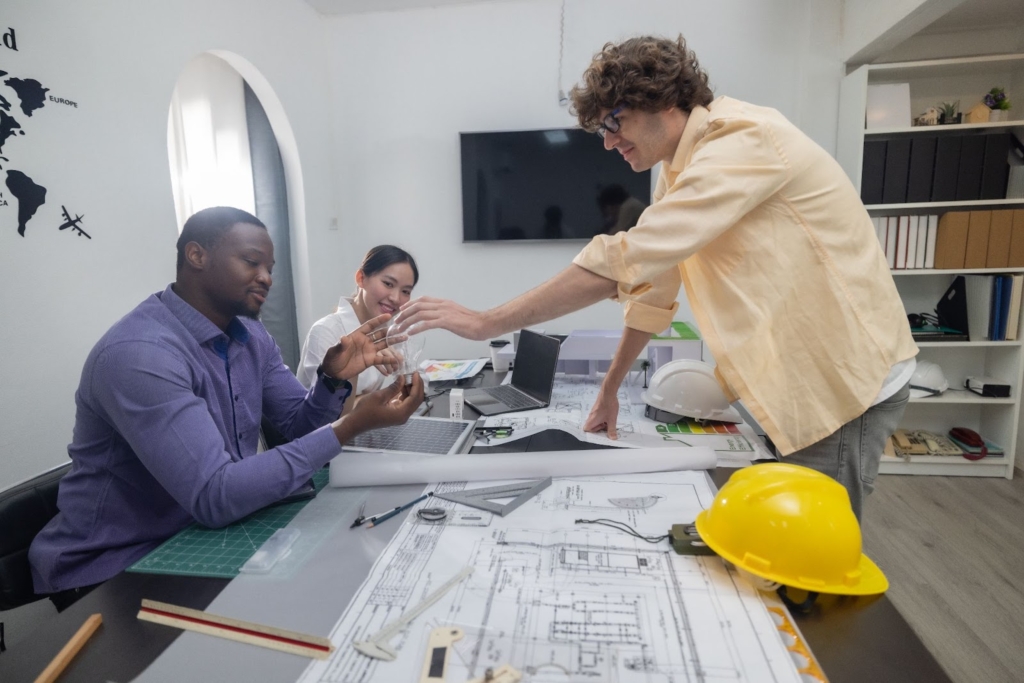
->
[0,0,846,489]
[319,0,843,361]
[0,0,335,488]
[841,0,966,64]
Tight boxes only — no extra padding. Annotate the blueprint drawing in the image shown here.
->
[297,472,805,683]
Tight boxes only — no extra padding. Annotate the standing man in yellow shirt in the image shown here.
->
[398,35,917,518]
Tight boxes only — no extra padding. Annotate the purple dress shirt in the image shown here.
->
[29,285,348,593]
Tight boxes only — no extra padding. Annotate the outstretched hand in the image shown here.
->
[394,297,492,341]
[582,388,619,440]
[321,313,402,381]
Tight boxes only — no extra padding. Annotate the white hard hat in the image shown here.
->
[641,359,741,423]
[909,360,948,398]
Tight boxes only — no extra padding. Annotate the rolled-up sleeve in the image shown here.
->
[573,116,790,331]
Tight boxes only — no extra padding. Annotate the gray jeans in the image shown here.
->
[784,382,910,521]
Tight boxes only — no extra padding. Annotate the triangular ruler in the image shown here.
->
[434,477,552,516]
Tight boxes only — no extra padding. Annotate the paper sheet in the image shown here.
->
[329,446,715,487]
[419,358,488,382]
[480,373,771,464]
[298,471,806,683]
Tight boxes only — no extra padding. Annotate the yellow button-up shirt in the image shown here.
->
[573,96,917,454]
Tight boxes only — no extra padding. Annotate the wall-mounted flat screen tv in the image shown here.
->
[461,128,652,242]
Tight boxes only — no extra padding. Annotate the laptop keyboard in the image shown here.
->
[346,418,470,454]
[486,384,541,410]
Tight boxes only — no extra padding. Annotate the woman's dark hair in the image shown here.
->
[570,35,715,133]
[359,245,419,286]
[176,206,265,270]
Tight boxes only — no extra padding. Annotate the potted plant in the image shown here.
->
[940,100,961,125]
[984,87,1012,122]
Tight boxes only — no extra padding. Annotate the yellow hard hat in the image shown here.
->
[694,463,888,596]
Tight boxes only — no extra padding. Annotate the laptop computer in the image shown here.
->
[342,416,478,455]
[464,329,561,416]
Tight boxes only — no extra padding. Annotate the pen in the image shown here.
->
[366,492,433,528]
[349,500,368,529]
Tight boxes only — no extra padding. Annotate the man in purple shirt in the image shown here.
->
[29,206,423,609]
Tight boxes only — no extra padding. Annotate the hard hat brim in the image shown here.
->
[695,511,890,596]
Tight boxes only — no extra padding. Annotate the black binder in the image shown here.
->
[861,139,887,205]
[906,136,937,204]
[882,138,911,204]
[931,136,962,202]
[955,135,986,201]
[980,133,1011,200]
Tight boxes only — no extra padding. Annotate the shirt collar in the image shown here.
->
[668,101,713,173]
[160,284,251,347]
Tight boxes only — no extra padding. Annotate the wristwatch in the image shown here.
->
[316,365,352,394]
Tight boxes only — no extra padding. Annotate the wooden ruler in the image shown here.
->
[137,599,333,659]
[34,613,103,683]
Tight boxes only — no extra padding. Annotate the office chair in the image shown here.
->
[0,462,69,611]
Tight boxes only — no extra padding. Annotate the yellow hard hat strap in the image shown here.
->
[777,585,820,614]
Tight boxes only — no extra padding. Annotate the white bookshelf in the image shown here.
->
[838,54,1024,478]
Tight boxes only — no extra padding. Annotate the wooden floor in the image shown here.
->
[862,471,1024,683]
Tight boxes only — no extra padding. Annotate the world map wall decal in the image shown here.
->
[1,53,92,241]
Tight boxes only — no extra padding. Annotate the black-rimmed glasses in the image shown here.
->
[596,106,624,139]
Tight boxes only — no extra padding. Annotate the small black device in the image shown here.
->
[965,376,1011,398]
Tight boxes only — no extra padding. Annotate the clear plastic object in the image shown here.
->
[239,528,300,574]
[386,322,426,385]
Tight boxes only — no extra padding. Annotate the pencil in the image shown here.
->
[366,492,432,528]
[34,613,103,683]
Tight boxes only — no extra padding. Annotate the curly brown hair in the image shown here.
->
[570,35,714,132]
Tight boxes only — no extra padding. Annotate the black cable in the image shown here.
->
[574,518,669,544]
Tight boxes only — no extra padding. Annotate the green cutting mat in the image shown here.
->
[127,469,329,579]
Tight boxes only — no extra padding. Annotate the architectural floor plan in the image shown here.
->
[297,472,806,683]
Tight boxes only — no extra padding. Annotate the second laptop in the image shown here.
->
[463,329,560,416]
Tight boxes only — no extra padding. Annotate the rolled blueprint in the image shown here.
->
[329,446,716,487]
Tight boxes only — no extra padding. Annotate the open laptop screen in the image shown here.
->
[511,330,561,401]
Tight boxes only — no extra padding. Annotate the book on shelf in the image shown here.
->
[1009,209,1024,267]
[934,211,970,269]
[895,216,909,269]
[882,138,911,204]
[964,210,991,269]
[906,215,919,268]
[932,136,963,202]
[910,325,968,342]
[861,139,887,205]
[962,273,1021,341]
[947,434,1004,458]
[955,135,986,201]
[885,216,897,268]
[924,214,937,268]
[877,214,937,269]
[1007,274,1023,341]
[981,134,1012,200]
[906,136,937,204]
[986,210,1014,268]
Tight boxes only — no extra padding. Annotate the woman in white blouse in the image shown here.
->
[296,245,419,397]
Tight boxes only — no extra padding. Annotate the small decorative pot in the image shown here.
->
[989,109,1009,122]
